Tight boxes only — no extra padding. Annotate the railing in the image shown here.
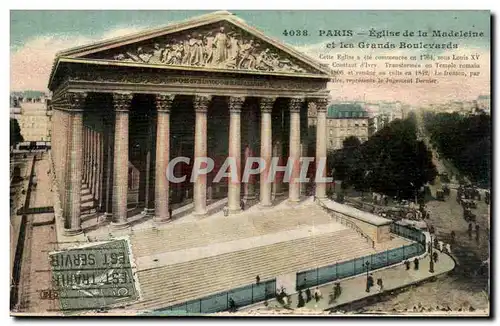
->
[144,279,277,315]
[296,198,428,291]
[296,241,425,291]
[316,197,375,248]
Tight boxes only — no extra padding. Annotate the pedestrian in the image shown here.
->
[255,275,260,285]
[433,238,439,249]
[240,199,245,211]
[168,207,173,219]
[445,243,451,254]
[333,282,342,300]
[367,274,374,291]
[432,251,439,263]
[305,287,312,303]
[450,230,456,244]
[376,278,384,292]
[223,205,229,217]
[438,240,444,252]
[468,223,473,237]
[228,297,236,312]
[414,258,419,270]
[297,290,305,308]
[314,287,322,302]
[404,260,411,270]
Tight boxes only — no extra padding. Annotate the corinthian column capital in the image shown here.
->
[64,92,87,112]
[310,98,328,113]
[193,95,212,113]
[155,94,175,113]
[259,97,276,113]
[289,97,305,113]
[229,96,245,113]
[113,93,133,112]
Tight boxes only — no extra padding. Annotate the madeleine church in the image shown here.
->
[48,10,332,235]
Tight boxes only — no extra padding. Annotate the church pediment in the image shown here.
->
[62,12,330,77]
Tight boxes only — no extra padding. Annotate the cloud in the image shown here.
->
[11,28,490,106]
[10,26,147,92]
[297,41,490,105]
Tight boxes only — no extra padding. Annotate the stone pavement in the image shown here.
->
[243,252,455,313]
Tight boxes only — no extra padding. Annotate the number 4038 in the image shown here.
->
[282,30,309,37]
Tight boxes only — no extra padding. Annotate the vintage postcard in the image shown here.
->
[10,10,490,316]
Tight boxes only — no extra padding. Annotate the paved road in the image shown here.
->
[361,111,490,313]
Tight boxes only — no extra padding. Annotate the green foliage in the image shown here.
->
[328,116,437,200]
[10,118,23,147]
[423,112,491,187]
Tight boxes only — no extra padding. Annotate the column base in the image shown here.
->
[110,221,130,230]
[63,228,83,236]
[243,194,256,201]
[229,208,242,214]
[287,198,301,205]
[153,217,171,224]
[143,208,155,217]
[193,210,208,218]
[258,202,273,209]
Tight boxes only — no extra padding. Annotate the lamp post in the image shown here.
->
[428,227,435,274]
[365,261,371,292]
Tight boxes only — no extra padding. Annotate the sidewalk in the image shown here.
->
[243,253,455,313]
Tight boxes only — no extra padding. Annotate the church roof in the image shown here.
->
[48,11,333,90]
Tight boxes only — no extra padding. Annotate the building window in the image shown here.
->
[329,129,333,136]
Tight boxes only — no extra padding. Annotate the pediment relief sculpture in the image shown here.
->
[89,24,314,74]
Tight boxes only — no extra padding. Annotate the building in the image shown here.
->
[10,91,52,142]
[326,103,369,150]
[39,10,414,315]
[48,10,333,236]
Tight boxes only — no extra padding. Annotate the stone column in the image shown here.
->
[259,97,275,207]
[64,92,87,235]
[94,131,101,203]
[143,111,156,217]
[193,95,211,216]
[154,94,174,223]
[314,99,328,199]
[82,127,87,185]
[228,96,244,212]
[89,129,95,195]
[111,93,133,228]
[289,98,304,203]
[62,110,71,217]
[104,116,114,218]
[86,128,92,187]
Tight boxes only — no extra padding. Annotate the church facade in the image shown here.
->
[48,11,332,235]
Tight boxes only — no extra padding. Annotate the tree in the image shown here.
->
[10,118,23,147]
[423,111,491,187]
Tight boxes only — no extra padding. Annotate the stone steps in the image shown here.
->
[129,229,375,311]
[130,207,333,257]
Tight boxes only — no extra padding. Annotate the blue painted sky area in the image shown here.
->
[10,10,490,50]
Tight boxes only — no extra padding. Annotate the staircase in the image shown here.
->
[128,227,376,311]
[130,206,333,257]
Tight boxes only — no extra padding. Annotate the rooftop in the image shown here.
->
[327,103,369,119]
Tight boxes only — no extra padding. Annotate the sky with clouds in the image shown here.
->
[10,10,490,105]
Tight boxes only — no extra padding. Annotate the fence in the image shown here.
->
[296,241,425,291]
[390,223,427,245]
[146,279,277,315]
